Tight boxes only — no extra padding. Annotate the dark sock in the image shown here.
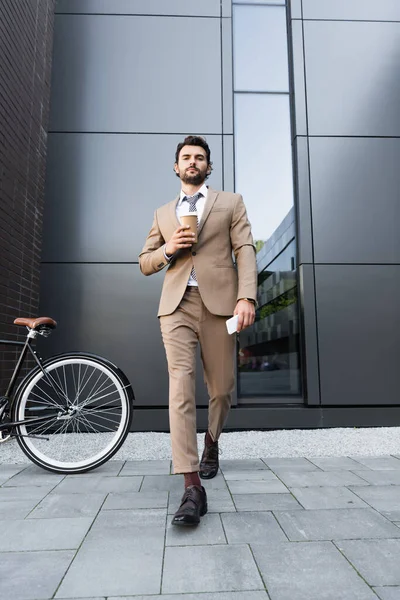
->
[184,472,201,488]
[205,431,215,447]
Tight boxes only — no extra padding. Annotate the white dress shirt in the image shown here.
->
[165,183,208,287]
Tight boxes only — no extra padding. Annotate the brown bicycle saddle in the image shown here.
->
[14,317,57,330]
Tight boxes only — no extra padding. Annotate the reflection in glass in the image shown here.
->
[238,213,301,396]
[233,5,289,92]
[234,93,294,241]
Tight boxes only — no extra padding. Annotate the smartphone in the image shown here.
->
[226,314,239,335]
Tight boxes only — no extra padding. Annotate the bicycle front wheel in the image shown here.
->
[13,353,133,474]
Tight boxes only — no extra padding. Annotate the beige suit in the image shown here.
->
[139,187,257,473]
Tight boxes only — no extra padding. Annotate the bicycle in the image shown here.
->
[0,317,134,474]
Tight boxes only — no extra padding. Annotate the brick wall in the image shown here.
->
[0,0,55,391]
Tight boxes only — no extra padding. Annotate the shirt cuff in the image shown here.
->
[163,245,172,262]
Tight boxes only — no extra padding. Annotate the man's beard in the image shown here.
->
[180,168,206,186]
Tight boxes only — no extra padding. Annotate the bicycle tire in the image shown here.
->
[12,352,134,474]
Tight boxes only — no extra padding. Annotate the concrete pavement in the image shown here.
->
[1,456,400,599]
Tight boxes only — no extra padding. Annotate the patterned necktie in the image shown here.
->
[183,192,201,282]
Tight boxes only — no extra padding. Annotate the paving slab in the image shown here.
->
[221,511,288,544]
[220,459,270,472]
[0,498,41,519]
[111,593,270,600]
[0,550,75,600]
[0,517,93,551]
[162,544,264,594]
[308,457,372,471]
[0,484,54,501]
[337,539,400,586]
[166,512,226,546]
[349,457,400,470]
[0,464,28,485]
[233,492,303,512]
[352,470,400,486]
[373,588,400,599]
[349,485,400,520]
[276,470,368,488]
[119,460,171,476]
[53,475,142,494]
[251,541,377,600]
[103,490,168,510]
[3,465,65,487]
[56,509,166,598]
[223,470,284,481]
[141,474,227,492]
[263,457,320,471]
[28,492,107,518]
[290,486,369,510]
[168,487,236,514]
[66,461,125,476]
[274,508,400,541]
[227,479,288,494]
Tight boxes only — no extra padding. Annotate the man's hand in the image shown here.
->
[165,226,196,256]
[234,299,256,332]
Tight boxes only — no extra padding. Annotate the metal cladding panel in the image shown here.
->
[294,137,313,265]
[303,0,400,21]
[303,20,400,136]
[42,133,223,262]
[289,20,307,137]
[55,0,221,16]
[309,137,400,264]
[49,14,222,133]
[315,265,400,405]
[39,263,210,407]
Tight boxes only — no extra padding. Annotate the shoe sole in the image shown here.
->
[199,470,218,480]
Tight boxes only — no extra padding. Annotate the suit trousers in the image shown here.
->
[159,287,236,474]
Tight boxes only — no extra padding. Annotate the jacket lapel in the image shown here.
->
[198,187,218,236]
[168,195,180,229]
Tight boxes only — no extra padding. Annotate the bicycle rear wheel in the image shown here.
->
[12,353,133,474]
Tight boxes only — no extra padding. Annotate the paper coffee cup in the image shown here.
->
[180,212,198,243]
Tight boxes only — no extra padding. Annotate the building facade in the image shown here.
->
[36,0,400,430]
[0,0,55,390]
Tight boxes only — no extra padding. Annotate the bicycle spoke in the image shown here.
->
[15,356,131,472]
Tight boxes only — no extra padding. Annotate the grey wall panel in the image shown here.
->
[50,15,222,133]
[222,17,233,134]
[289,0,302,20]
[303,0,400,22]
[298,264,320,405]
[223,135,234,192]
[56,0,220,17]
[294,137,313,264]
[290,20,307,137]
[309,137,400,264]
[222,0,232,18]
[39,263,210,407]
[42,134,223,262]
[304,20,400,136]
[315,265,400,406]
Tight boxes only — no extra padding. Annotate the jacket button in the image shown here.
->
[192,251,196,256]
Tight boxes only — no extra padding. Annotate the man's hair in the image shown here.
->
[174,135,213,177]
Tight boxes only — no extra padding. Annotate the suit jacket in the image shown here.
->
[139,187,257,317]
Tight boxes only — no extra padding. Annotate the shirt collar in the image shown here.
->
[178,183,208,205]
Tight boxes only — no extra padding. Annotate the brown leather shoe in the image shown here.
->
[199,435,219,479]
[172,485,208,526]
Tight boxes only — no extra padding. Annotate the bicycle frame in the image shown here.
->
[0,333,68,432]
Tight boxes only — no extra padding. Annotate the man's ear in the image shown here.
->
[174,162,179,175]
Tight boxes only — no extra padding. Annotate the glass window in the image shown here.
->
[233,5,289,92]
[238,237,301,396]
[234,93,294,241]
[234,1,285,5]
